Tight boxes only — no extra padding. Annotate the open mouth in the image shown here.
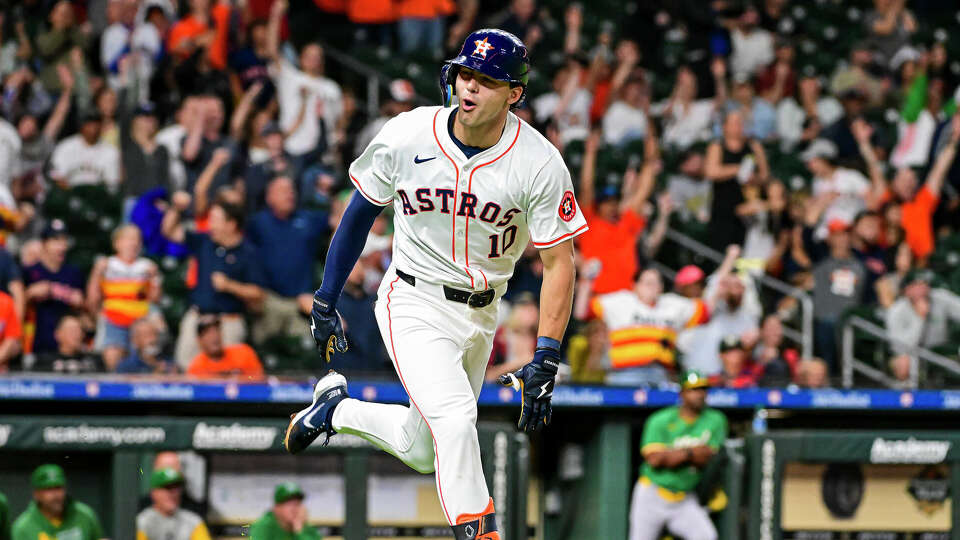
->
[461,98,477,112]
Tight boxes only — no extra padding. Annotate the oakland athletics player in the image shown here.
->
[632,371,728,540]
[284,29,586,540]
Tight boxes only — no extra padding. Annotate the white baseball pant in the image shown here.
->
[628,481,717,540]
[331,266,502,524]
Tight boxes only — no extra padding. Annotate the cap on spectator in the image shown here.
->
[719,335,744,353]
[150,467,184,489]
[890,45,921,72]
[680,370,710,390]
[827,219,850,234]
[79,111,102,125]
[800,139,838,162]
[134,102,158,117]
[196,314,220,333]
[389,79,415,103]
[595,184,619,202]
[41,219,69,240]
[674,265,705,287]
[274,481,305,503]
[260,121,283,137]
[31,464,66,489]
[903,269,935,287]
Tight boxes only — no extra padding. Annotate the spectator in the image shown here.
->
[755,38,796,104]
[0,290,21,372]
[86,225,160,369]
[180,95,239,198]
[486,296,539,382]
[32,315,103,374]
[655,63,723,150]
[821,88,869,160]
[267,0,343,160]
[796,358,830,388]
[101,0,137,90]
[777,74,843,150]
[631,371,726,540]
[0,114,19,189]
[864,0,916,66]
[724,75,776,141]
[576,131,655,295]
[115,318,177,374]
[811,220,867,369]
[35,1,89,92]
[531,60,592,146]
[247,176,329,344]
[334,258,391,372]
[829,42,886,108]
[673,265,706,299]
[709,335,758,388]
[565,319,608,384]
[583,269,709,386]
[228,20,273,98]
[242,121,301,215]
[162,194,265,367]
[136,468,212,540]
[602,75,649,146]
[48,112,121,188]
[12,464,103,540]
[23,220,85,355]
[249,482,323,540]
[0,245,26,323]
[119,88,171,215]
[186,314,264,379]
[728,5,774,80]
[890,56,941,170]
[666,146,710,224]
[156,97,199,192]
[130,3,171,96]
[490,0,543,53]
[850,210,887,304]
[167,0,230,69]
[705,110,770,252]
[802,139,871,239]
[876,242,913,309]
[885,270,960,383]
[137,452,206,516]
[15,66,74,182]
[752,314,798,385]
[395,0,450,55]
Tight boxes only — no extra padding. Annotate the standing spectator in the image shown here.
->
[0,290,21,373]
[247,176,328,344]
[15,64,75,185]
[35,1,89,92]
[136,468,212,540]
[850,211,887,304]
[674,265,706,299]
[181,95,239,197]
[602,75,650,146]
[101,0,136,90]
[48,112,121,188]
[23,220,84,354]
[490,0,543,53]
[186,314,264,379]
[86,225,160,370]
[630,371,726,540]
[821,89,869,160]
[167,0,230,70]
[885,270,960,384]
[755,38,797,104]
[864,0,916,66]
[531,60,592,147]
[876,243,914,309]
[777,75,843,150]
[0,115,19,189]
[829,42,887,108]
[242,121,301,214]
[156,97,199,192]
[130,4,171,99]
[249,482,324,540]
[802,139,871,239]
[584,269,709,386]
[119,100,170,213]
[811,220,866,369]
[705,110,770,252]
[0,246,26,323]
[32,315,103,374]
[228,20,273,97]
[654,64,722,150]
[396,0,450,55]
[576,131,655,295]
[162,194,265,367]
[724,75,777,141]
[666,147,710,224]
[115,318,177,374]
[12,465,103,540]
[728,5,774,80]
[267,0,343,160]
[710,335,758,388]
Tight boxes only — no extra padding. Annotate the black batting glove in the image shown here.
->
[498,345,559,432]
[310,291,348,362]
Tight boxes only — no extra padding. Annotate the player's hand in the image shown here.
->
[310,290,348,363]
[498,346,559,433]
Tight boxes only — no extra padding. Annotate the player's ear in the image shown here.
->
[507,85,523,106]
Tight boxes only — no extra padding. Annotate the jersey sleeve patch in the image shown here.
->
[558,190,577,222]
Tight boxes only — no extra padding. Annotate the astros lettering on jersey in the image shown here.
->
[349,105,589,291]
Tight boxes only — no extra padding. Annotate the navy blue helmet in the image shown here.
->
[440,28,530,109]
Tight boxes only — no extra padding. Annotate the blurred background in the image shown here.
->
[2,0,960,538]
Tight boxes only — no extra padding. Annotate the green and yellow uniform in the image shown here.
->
[248,512,323,540]
[640,405,728,494]
[11,499,103,540]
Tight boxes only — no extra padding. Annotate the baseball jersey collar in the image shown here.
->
[435,106,520,166]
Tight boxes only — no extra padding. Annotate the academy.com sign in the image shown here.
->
[870,437,951,463]
[192,422,278,450]
[43,424,166,446]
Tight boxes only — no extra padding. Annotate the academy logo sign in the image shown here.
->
[870,438,951,464]
[192,422,278,450]
[43,425,166,446]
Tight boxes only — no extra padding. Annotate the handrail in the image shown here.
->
[321,44,433,119]
[663,228,814,358]
[841,315,960,388]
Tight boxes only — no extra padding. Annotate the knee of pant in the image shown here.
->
[405,441,436,474]
[435,416,479,445]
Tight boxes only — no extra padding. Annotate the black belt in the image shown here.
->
[395,269,496,308]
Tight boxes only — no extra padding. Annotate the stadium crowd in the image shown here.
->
[0,0,958,389]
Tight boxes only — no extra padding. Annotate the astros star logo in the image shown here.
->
[472,37,495,59]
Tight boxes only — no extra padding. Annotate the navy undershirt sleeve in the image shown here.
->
[315,192,385,307]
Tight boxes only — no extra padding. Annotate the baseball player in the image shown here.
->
[283,29,587,540]
[631,371,728,540]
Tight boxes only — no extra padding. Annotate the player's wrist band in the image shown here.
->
[536,336,561,350]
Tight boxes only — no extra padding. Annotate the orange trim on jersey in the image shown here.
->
[385,276,453,525]
[464,120,521,289]
[350,174,392,206]
[685,299,710,328]
[432,109,472,287]
[532,223,589,248]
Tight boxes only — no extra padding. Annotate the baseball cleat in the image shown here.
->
[284,370,349,454]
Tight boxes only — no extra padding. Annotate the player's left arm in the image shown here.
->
[537,239,576,340]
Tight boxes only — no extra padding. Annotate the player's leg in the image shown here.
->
[332,395,436,474]
[665,495,718,540]
[628,482,670,540]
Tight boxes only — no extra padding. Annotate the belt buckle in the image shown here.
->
[467,289,495,308]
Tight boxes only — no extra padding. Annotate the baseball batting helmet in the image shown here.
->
[440,28,530,109]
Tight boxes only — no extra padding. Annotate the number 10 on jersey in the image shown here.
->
[488,225,518,258]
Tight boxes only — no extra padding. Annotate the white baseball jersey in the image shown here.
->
[49,134,121,187]
[349,106,588,291]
